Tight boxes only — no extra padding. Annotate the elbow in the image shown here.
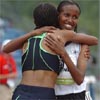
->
[2,47,5,52]
[76,76,84,85]
[95,39,98,45]
[1,39,12,53]
[77,78,84,85]
[94,37,98,45]
[2,46,9,53]
[91,38,98,46]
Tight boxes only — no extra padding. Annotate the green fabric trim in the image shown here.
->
[21,39,30,67]
[15,95,20,100]
[56,78,75,85]
[40,35,47,53]
[33,33,46,38]
[39,33,57,55]
[39,48,54,71]
[22,46,29,67]
[23,38,30,54]
[32,38,37,70]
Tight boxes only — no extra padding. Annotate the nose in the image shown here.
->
[67,17,73,23]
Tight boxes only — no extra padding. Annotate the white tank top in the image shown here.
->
[55,43,87,95]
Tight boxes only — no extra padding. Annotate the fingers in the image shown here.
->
[44,34,55,47]
[57,35,61,41]
[44,36,53,46]
[44,33,60,50]
[44,38,55,51]
[81,44,88,49]
[84,51,90,59]
[80,44,90,60]
[81,45,89,53]
[84,46,90,59]
[45,33,64,46]
[46,33,55,41]
[49,26,56,30]
[47,30,56,33]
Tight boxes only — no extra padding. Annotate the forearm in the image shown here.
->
[2,31,37,53]
[2,26,56,53]
[72,33,98,46]
[61,51,84,85]
[62,30,76,43]
[77,59,87,77]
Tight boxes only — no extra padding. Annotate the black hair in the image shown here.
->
[57,0,81,32]
[33,3,59,29]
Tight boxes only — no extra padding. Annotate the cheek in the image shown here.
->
[58,16,65,25]
[58,18,63,26]
[58,14,65,21]
[74,20,78,26]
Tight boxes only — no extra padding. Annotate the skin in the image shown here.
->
[2,26,56,53]
[44,34,90,84]
[58,5,80,30]
[20,30,91,87]
[58,4,98,45]
[2,5,98,88]
[20,29,77,88]
[44,4,92,85]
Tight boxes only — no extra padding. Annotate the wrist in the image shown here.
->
[60,50,67,59]
[77,59,88,67]
[29,31,36,37]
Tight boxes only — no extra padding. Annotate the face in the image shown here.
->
[58,5,80,30]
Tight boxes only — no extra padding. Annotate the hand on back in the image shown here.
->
[44,33,66,56]
[79,45,90,61]
[33,26,57,36]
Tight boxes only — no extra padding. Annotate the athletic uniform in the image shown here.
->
[12,33,63,100]
[55,43,87,100]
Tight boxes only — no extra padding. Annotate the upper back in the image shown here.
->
[22,33,63,75]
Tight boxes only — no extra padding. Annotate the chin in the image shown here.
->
[65,27,72,30]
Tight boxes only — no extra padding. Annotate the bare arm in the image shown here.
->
[72,33,98,46]
[60,45,89,85]
[2,26,56,53]
[77,45,89,77]
[49,29,98,46]
[2,31,33,53]
[44,35,90,85]
[61,30,98,46]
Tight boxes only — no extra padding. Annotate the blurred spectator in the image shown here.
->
[85,75,96,100]
[0,18,5,44]
[0,17,25,44]
[0,40,17,100]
